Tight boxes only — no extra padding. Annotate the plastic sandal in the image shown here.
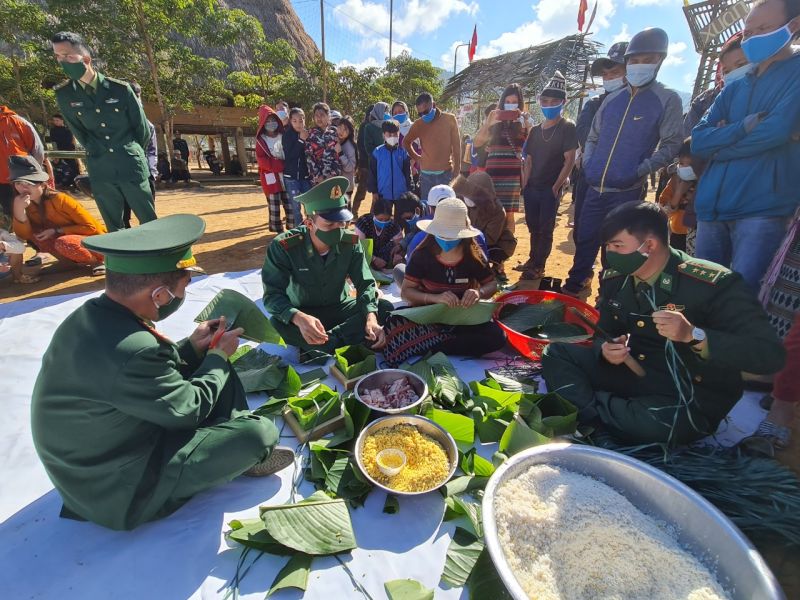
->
[755,419,792,450]
[14,274,40,284]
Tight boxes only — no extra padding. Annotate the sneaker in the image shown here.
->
[92,264,106,277]
[244,446,295,477]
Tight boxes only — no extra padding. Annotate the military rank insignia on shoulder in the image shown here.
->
[105,76,129,88]
[341,232,360,245]
[53,79,71,91]
[278,232,304,250]
[602,268,624,280]
[678,259,730,284]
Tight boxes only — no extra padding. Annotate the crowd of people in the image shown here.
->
[1,0,799,532]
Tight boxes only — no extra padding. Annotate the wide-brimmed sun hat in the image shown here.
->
[417,198,481,240]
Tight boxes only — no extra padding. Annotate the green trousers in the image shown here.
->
[93,179,157,232]
[271,298,393,354]
[542,342,722,445]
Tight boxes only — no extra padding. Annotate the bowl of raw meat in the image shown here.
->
[354,369,428,415]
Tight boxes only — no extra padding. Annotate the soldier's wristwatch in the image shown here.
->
[689,327,706,346]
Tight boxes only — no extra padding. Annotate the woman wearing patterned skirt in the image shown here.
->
[473,83,530,234]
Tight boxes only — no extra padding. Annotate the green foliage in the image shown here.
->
[384,579,435,600]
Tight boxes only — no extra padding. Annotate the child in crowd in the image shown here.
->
[256,105,295,233]
[355,197,403,270]
[170,152,190,183]
[156,152,171,183]
[282,107,311,224]
[336,116,358,198]
[394,191,423,253]
[305,102,341,185]
[658,138,699,254]
[368,120,411,206]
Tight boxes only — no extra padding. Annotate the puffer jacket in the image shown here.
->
[692,52,800,222]
[583,80,684,192]
[255,105,284,195]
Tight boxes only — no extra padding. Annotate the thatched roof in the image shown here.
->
[442,34,601,103]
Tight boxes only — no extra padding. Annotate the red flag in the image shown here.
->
[468,25,477,62]
[578,0,589,31]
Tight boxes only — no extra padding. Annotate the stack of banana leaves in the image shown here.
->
[497,298,591,342]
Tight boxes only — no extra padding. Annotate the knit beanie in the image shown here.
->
[541,70,567,100]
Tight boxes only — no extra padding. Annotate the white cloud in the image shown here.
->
[333,0,478,40]
[663,41,687,66]
[361,36,413,58]
[612,23,630,44]
[336,56,383,70]
[626,0,663,5]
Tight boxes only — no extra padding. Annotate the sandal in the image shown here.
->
[244,446,295,477]
[14,274,40,284]
[92,264,106,276]
[754,419,792,449]
[513,259,534,272]
[520,268,545,281]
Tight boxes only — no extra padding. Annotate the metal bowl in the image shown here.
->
[353,414,458,496]
[482,443,784,600]
[354,369,428,415]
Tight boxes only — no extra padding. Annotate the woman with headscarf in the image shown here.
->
[473,83,531,233]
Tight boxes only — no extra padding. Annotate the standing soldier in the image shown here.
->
[50,31,156,232]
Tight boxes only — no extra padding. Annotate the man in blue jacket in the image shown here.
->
[692,0,800,291]
[563,28,684,296]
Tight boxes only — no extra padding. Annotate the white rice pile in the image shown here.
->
[494,465,731,600]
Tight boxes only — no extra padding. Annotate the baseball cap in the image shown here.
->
[426,184,456,207]
[591,42,629,77]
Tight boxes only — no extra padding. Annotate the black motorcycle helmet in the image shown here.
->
[625,27,669,58]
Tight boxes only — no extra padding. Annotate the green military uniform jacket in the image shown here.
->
[31,294,243,530]
[597,249,785,405]
[53,73,151,183]
[261,226,380,323]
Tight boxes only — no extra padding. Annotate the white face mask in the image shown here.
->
[385,136,399,147]
[603,76,625,93]
[625,63,659,87]
[677,165,697,181]
[723,63,753,85]
[504,103,519,111]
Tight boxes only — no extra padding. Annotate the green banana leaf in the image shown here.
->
[444,493,483,538]
[195,288,284,345]
[267,553,313,598]
[427,408,474,449]
[499,414,552,456]
[460,448,495,477]
[392,301,500,326]
[528,321,591,343]
[361,238,394,285]
[231,346,301,395]
[441,528,485,588]
[334,345,377,379]
[536,392,579,436]
[286,385,341,430]
[497,299,565,336]
[384,579,435,600]
[226,518,294,555]
[259,491,357,555]
[467,549,513,600]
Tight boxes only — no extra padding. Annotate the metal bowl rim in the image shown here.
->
[353,368,429,414]
[481,443,784,600]
[353,413,458,497]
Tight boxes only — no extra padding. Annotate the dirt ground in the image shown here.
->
[2,175,797,593]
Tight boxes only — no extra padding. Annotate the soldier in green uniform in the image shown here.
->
[543,202,786,445]
[51,31,156,232]
[262,176,393,355]
[31,214,293,531]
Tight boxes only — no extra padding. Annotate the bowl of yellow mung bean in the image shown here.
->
[355,415,458,496]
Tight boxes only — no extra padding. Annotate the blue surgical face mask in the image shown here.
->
[603,76,625,93]
[541,103,563,120]
[265,121,279,132]
[405,214,420,227]
[393,112,408,123]
[373,217,391,229]
[723,63,753,85]
[677,165,697,182]
[276,110,288,120]
[383,112,392,121]
[625,63,659,87]
[504,103,518,111]
[420,108,436,123]
[435,236,461,252]
[742,24,793,64]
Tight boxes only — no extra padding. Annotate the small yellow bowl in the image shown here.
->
[376,448,407,477]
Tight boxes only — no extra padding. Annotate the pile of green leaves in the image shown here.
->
[230,346,301,396]
[286,385,342,431]
[392,302,500,327]
[227,490,357,597]
[498,299,591,342]
[334,345,377,379]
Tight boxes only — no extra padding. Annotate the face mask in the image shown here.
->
[151,286,184,321]
[393,113,407,123]
[373,217,391,229]
[385,136,399,147]
[383,112,392,121]
[504,103,519,111]
[603,76,625,93]
[541,104,563,120]
[315,226,346,247]
[276,110,288,120]
[605,241,649,275]
[677,165,697,181]
[742,24,793,64]
[435,236,461,253]
[265,122,279,132]
[420,108,436,123]
[625,63,659,87]
[60,59,87,80]
[723,63,753,85]
[405,214,420,227]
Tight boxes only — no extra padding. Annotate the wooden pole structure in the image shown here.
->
[389,0,393,61]
[321,0,327,103]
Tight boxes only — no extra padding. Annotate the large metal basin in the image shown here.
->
[354,369,428,415]
[353,414,458,496]
[482,443,784,600]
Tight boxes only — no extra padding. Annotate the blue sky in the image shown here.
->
[288,0,704,92]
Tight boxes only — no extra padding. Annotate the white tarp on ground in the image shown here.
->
[0,270,766,599]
